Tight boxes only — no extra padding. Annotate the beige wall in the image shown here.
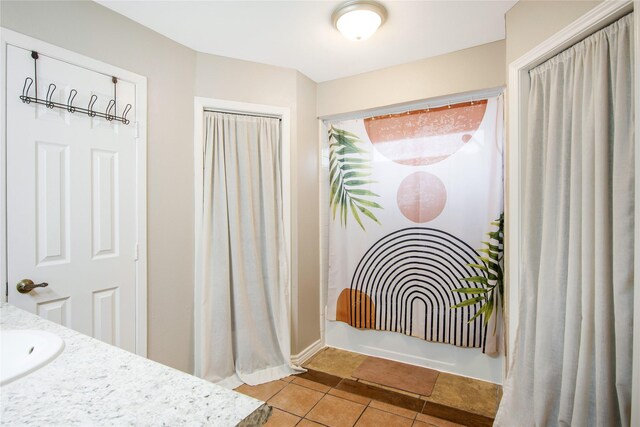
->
[194,53,321,354]
[317,40,506,117]
[1,0,321,371]
[1,0,198,373]
[195,53,298,106]
[505,0,602,66]
[294,72,320,353]
[1,0,601,376]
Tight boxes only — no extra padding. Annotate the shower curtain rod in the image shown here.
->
[204,109,282,121]
[321,86,504,123]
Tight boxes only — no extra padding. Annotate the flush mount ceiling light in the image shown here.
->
[332,0,387,41]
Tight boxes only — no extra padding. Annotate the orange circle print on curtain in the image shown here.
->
[397,171,446,223]
[364,100,488,223]
[363,100,488,166]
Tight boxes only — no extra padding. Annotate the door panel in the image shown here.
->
[92,287,119,346]
[36,141,70,266]
[92,149,119,259]
[6,44,138,352]
[36,297,71,326]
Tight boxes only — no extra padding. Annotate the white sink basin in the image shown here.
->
[0,329,65,386]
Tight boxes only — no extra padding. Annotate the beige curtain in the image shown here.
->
[496,14,634,426]
[194,111,301,388]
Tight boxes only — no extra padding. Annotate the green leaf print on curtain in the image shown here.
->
[328,125,383,231]
[451,213,504,332]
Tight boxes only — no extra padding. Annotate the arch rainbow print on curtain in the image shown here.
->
[327,97,504,353]
[336,228,487,348]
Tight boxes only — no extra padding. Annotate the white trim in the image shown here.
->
[192,96,293,372]
[291,340,323,366]
[0,32,7,305]
[506,1,638,423]
[0,28,148,357]
[134,91,148,359]
[317,119,327,348]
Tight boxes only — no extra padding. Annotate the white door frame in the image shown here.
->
[0,28,148,357]
[192,96,292,357]
[506,1,639,424]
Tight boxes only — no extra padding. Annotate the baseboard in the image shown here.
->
[291,339,323,366]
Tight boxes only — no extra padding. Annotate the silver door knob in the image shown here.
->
[16,279,48,294]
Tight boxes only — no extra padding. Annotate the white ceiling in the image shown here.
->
[96,0,516,83]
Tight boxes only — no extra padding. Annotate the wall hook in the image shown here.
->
[121,104,132,125]
[87,94,98,117]
[18,50,133,126]
[105,99,116,121]
[21,77,34,103]
[45,84,56,109]
[67,89,77,113]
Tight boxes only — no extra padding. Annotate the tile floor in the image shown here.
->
[234,347,502,427]
[305,347,502,418]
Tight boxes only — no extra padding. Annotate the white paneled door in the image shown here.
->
[6,44,139,352]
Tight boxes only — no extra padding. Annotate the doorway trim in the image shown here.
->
[506,1,638,423]
[192,96,292,359]
[0,28,148,357]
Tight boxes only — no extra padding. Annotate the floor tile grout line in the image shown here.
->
[350,408,366,426]
[291,378,332,394]
[305,348,501,408]
[418,398,426,417]
[368,399,420,421]
[260,384,412,424]
[306,386,375,426]
[266,382,327,420]
[298,387,329,421]
[272,405,307,422]
[260,370,491,426]
[316,372,494,419]
[302,380,423,425]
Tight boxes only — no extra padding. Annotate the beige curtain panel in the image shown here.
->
[496,13,634,426]
[194,111,301,388]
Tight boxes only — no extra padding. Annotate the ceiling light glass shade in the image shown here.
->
[332,1,387,41]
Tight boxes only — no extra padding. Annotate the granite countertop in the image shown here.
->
[0,304,270,426]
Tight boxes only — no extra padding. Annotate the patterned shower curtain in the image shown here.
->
[326,96,504,353]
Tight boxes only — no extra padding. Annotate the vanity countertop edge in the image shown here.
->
[0,303,270,426]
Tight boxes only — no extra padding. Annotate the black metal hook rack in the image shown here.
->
[19,51,132,125]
